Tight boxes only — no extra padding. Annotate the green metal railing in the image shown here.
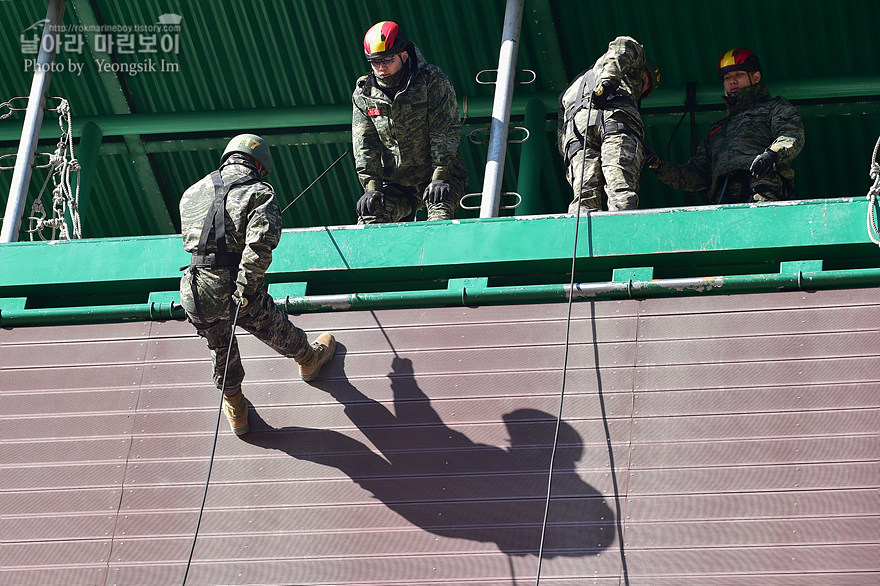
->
[2,197,878,327]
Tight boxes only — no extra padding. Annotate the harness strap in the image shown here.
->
[563,70,597,164]
[186,168,260,323]
[191,170,259,269]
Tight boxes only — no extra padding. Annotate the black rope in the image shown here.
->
[534,97,592,585]
[181,298,243,585]
[281,147,352,215]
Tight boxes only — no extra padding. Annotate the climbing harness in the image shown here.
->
[561,69,598,167]
[281,146,351,215]
[865,135,880,247]
[181,296,244,586]
[562,70,637,170]
[184,167,262,322]
[0,96,82,240]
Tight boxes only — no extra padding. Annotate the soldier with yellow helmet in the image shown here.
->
[179,134,336,436]
[645,48,805,203]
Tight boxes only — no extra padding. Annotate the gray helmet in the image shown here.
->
[221,133,272,176]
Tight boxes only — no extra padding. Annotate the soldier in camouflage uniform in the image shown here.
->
[644,48,805,203]
[352,21,467,224]
[557,36,659,214]
[179,134,336,436]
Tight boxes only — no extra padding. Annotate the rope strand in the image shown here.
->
[182,299,243,585]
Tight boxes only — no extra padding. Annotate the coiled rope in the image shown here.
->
[865,135,880,247]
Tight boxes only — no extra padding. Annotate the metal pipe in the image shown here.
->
[73,121,102,226]
[4,268,880,327]
[1,0,65,243]
[479,0,523,219]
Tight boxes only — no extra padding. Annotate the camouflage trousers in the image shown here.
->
[357,180,463,224]
[184,287,308,397]
[566,130,643,213]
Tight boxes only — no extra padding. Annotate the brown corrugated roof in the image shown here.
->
[2,290,878,584]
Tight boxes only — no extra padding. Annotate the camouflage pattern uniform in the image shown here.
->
[179,156,309,397]
[557,36,647,213]
[654,83,804,203]
[352,46,467,223]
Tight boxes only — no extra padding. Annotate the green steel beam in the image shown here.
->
[515,98,548,215]
[74,121,102,223]
[67,0,174,233]
[1,77,878,143]
[524,0,569,91]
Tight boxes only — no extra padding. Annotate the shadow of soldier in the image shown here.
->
[243,348,615,558]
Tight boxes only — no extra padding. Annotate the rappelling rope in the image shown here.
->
[534,98,592,586]
[281,147,351,216]
[865,135,880,247]
[182,298,243,585]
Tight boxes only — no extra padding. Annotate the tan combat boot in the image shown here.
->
[297,333,336,381]
[222,391,249,435]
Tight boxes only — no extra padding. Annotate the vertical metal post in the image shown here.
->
[72,121,103,227]
[515,98,546,215]
[1,0,66,243]
[479,0,523,219]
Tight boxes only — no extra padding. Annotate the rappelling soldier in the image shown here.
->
[557,36,660,214]
[179,134,336,436]
[644,48,805,203]
[352,20,468,224]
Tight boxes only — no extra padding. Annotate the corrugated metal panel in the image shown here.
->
[1,1,878,237]
[2,289,878,584]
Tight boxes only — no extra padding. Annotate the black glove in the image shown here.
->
[356,189,385,216]
[643,144,661,170]
[591,79,619,109]
[423,179,451,204]
[749,148,779,178]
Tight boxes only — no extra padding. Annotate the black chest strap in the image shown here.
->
[190,169,259,269]
[563,70,599,164]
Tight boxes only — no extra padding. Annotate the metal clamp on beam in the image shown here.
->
[460,191,522,211]
[475,68,537,85]
[468,126,530,145]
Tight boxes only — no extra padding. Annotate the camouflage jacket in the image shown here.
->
[655,83,805,201]
[557,36,647,160]
[352,45,465,191]
[179,160,281,319]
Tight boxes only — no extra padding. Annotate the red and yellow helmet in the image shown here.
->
[363,21,408,59]
[718,48,761,79]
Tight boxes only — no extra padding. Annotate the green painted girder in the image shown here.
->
[1,77,877,142]
[1,198,878,305]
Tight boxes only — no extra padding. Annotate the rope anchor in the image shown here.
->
[1,95,83,241]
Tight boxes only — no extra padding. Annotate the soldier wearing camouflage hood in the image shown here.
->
[645,48,805,203]
[558,36,660,214]
[179,134,336,436]
[352,20,467,223]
